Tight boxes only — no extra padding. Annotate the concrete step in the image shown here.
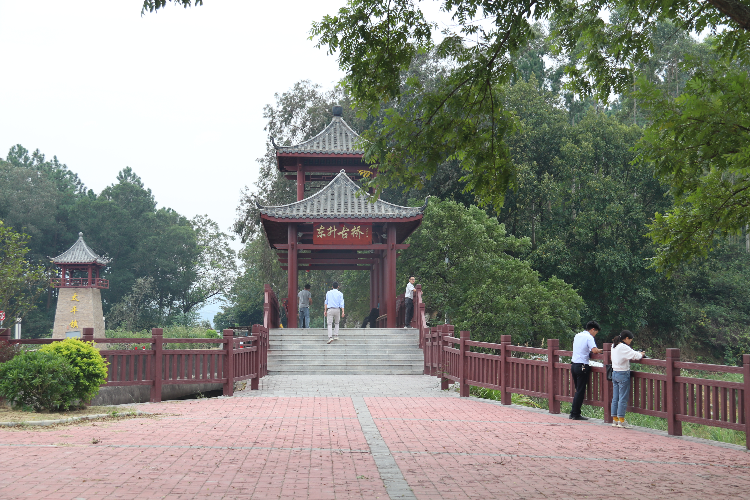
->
[266,327,424,375]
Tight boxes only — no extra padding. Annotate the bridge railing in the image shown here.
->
[0,326,268,402]
[424,329,750,449]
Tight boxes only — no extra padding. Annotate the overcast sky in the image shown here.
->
[0,1,354,321]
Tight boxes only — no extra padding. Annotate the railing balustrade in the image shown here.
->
[0,325,268,402]
[423,329,750,449]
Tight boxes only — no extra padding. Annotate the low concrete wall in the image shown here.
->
[91,383,223,406]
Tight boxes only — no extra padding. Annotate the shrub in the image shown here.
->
[0,351,76,411]
[40,339,108,404]
[0,340,22,363]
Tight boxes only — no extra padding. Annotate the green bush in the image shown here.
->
[0,351,76,411]
[40,339,108,404]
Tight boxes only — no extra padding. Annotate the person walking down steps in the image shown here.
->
[324,282,345,344]
[610,330,645,429]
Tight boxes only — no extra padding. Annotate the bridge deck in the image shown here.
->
[1,375,748,499]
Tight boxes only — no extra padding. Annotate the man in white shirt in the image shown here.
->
[324,282,345,344]
[404,275,416,328]
[569,320,603,420]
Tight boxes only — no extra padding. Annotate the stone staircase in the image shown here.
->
[267,328,424,375]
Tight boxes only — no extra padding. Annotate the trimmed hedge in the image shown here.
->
[0,351,76,411]
[40,339,109,404]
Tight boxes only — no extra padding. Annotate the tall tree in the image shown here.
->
[0,220,48,327]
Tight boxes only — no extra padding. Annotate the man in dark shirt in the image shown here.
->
[298,284,312,328]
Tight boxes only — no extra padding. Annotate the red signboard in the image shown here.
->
[0,311,4,321]
[313,223,372,245]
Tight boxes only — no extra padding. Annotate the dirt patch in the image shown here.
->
[0,405,137,423]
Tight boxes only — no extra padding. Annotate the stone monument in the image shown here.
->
[50,232,109,339]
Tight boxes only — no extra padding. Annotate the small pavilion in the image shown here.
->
[50,232,109,338]
[258,106,427,327]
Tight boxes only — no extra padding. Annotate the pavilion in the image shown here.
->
[258,106,427,327]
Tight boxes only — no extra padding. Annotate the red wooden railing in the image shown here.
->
[50,277,109,289]
[424,329,750,449]
[264,284,280,329]
[0,325,268,402]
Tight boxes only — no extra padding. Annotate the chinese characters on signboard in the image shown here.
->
[69,292,80,329]
[313,223,372,245]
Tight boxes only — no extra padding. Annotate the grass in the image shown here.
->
[470,386,747,447]
[105,326,222,350]
[0,405,137,423]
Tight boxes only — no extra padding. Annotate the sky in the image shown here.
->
[0,0,350,322]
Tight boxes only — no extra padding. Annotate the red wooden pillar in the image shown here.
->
[378,253,384,320]
[370,263,376,311]
[386,225,397,328]
[0,328,10,343]
[296,163,305,201]
[440,325,450,390]
[602,342,613,423]
[500,334,512,405]
[547,338,560,414]
[287,224,298,328]
[459,330,470,397]
[87,265,92,287]
[82,327,94,342]
[666,348,682,436]
[150,328,163,403]
[223,329,235,397]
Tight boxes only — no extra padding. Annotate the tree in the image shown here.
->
[399,199,584,346]
[0,220,48,326]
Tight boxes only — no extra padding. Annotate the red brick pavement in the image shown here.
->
[0,395,748,499]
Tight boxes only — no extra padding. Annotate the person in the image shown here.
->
[361,307,379,328]
[324,282,345,344]
[404,275,416,328]
[610,330,645,429]
[570,320,603,420]
[298,284,312,329]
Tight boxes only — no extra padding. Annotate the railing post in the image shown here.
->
[82,327,94,342]
[666,348,682,436]
[459,331,470,398]
[603,342,612,423]
[251,325,260,390]
[0,328,11,343]
[547,338,560,414]
[743,354,750,450]
[150,328,163,403]
[500,335,511,405]
[423,326,430,375]
[439,326,449,390]
[223,329,235,397]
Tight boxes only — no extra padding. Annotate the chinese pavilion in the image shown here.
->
[50,232,109,339]
[258,105,427,327]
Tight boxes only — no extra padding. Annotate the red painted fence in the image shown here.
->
[422,326,750,449]
[0,325,268,402]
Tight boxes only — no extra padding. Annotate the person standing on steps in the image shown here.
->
[610,330,645,429]
[298,284,312,329]
[570,320,603,420]
[404,275,416,328]
[324,282,345,344]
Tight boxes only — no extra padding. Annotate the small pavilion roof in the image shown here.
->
[273,106,364,155]
[258,170,428,220]
[51,232,109,266]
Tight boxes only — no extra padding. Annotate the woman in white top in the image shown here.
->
[610,330,645,428]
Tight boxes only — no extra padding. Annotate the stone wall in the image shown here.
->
[52,287,106,339]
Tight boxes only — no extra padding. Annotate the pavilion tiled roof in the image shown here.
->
[51,232,109,265]
[274,107,365,155]
[258,170,428,220]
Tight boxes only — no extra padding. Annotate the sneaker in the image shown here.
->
[617,420,633,429]
[611,418,619,427]
[327,338,333,344]
[569,415,589,421]
[334,336,339,341]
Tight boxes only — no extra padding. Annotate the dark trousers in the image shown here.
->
[404,297,414,327]
[570,363,590,416]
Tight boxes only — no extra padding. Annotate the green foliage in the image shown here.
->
[0,220,48,324]
[638,63,750,273]
[0,351,76,412]
[400,199,584,345]
[105,325,222,350]
[40,339,108,404]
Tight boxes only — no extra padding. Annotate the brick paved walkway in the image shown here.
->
[0,375,749,499]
